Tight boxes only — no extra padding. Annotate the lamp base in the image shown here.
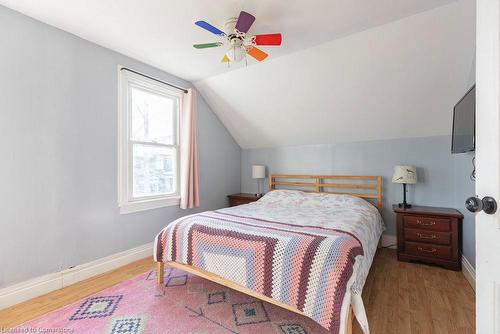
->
[398,183,412,209]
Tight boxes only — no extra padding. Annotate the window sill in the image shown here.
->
[119,196,180,214]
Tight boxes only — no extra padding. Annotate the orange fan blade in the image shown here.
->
[247,47,268,61]
[221,54,230,63]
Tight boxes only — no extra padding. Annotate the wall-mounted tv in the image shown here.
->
[451,85,475,154]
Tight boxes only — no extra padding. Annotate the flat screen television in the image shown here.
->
[451,85,475,153]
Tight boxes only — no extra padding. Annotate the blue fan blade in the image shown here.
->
[195,21,225,36]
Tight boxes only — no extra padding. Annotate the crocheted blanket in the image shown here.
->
[154,210,364,332]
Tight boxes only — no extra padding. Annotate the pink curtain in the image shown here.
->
[180,88,200,209]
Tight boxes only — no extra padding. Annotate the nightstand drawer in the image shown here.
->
[405,241,452,260]
[404,228,451,245]
[230,199,251,207]
[227,193,260,207]
[403,216,450,231]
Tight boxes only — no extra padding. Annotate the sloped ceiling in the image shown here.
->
[0,0,455,81]
[195,0,475,148]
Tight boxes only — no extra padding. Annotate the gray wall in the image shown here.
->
[0,6,241,287]
[241,135,476,266]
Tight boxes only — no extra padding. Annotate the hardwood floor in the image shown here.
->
[357,249,475,334]
[0,249,475,333]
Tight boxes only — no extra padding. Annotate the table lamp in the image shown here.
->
[252,165,266,197]
[392,165,417,208]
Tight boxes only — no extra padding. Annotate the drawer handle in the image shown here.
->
[416,233,437,240]
[417,247,437,253]
[416,220,436,226]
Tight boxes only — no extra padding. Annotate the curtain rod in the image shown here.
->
[120,67,188,94]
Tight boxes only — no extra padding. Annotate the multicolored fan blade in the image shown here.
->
[254,33,282,46]
[195,21,225,36]
[193,42,223,49]
[221,54,230,63]
[235,11,255,33]
[247,47,268,61]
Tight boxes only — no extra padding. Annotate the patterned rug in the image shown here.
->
[16,267,333,334]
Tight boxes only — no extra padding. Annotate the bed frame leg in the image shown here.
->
[157,262,164,286]
[346,306,353,334]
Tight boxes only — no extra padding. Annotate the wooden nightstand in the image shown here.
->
[393,204,463,271]
[227,193,261,207]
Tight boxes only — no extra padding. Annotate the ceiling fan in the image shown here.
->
[193,11,282,64]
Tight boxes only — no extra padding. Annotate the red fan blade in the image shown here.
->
[254,33,282,46]
[247,47,268,61]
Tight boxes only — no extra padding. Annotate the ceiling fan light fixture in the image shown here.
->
[226,46,246,62]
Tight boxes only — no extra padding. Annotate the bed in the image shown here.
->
[154,174,384,334]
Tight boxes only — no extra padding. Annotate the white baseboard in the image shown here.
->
[0,242,153,310]
[380,234,397,249]
[461,255,476,291]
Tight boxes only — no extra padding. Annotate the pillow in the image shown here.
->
[257,189,307,206]
[259,189,377,212]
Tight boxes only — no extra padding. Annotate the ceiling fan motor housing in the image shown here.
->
[224,17,238,35]
[224,18,244,47]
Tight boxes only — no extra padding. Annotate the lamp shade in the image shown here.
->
[252,165,266,179]
[392,165,417,184]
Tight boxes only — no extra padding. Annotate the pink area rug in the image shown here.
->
[14,266,333,334]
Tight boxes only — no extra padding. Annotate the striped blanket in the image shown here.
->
[154,209,364,332]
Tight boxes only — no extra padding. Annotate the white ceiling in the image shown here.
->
[0,0,456,81]
[1,0,474,149]
[195,0,475,148]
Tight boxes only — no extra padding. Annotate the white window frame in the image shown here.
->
[118,68,182,214]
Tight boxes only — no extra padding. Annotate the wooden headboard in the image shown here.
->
[268,174,383,211]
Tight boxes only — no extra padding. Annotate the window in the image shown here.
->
[118,69,182,214]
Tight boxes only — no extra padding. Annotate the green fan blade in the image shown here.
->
[193,42,223,49]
